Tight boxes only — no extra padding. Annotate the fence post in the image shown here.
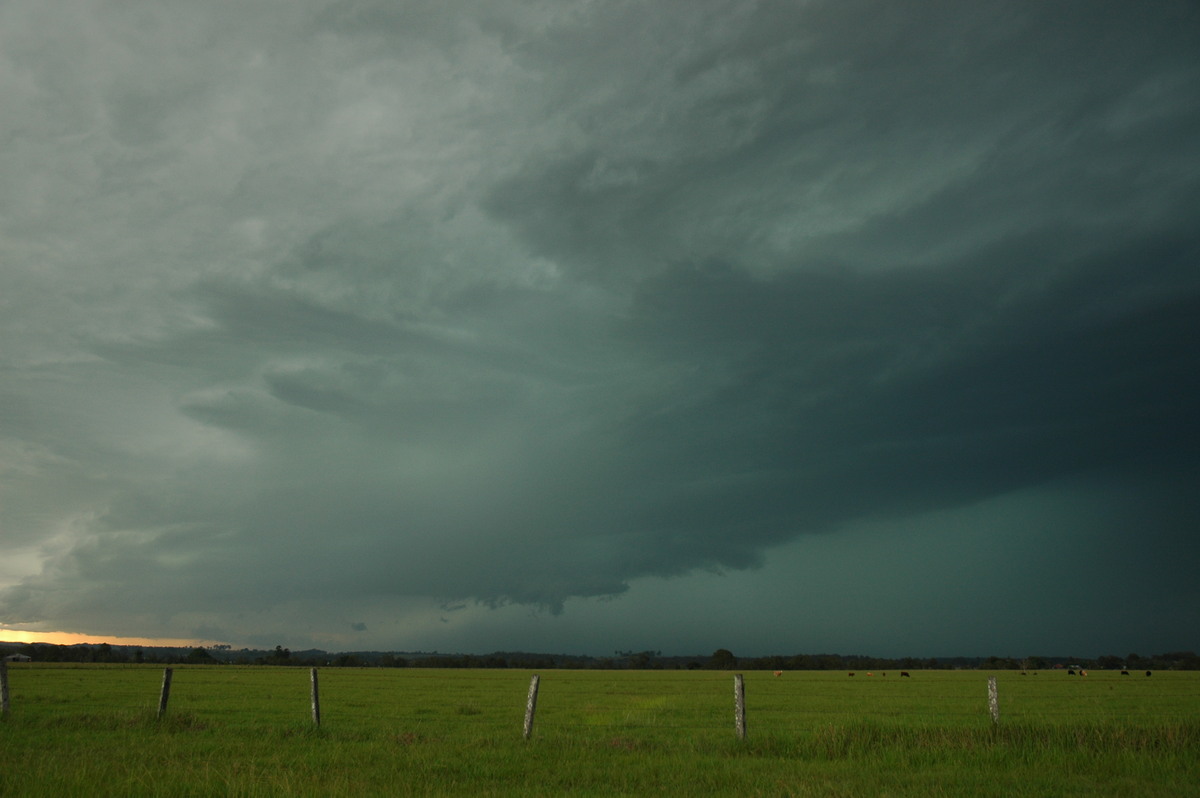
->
[1,660,9,715]
[733,673,747,740]
[987,676,999,724]
[523,674,540,740]
[311,668,321,727]
[157,668,173,718]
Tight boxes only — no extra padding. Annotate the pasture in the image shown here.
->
[1,664,1197,796]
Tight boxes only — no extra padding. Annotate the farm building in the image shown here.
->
[3,653,32,662]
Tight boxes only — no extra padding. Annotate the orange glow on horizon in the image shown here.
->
[0,629,219,648]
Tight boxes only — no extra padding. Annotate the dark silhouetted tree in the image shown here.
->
[709,648,736,669]
[185,647,218,664]
[264,645,292,665]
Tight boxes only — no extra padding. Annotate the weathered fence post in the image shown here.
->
[733,673,747,740]
[523,673,540,740]
[987,676,999,724]
[311,668,321,727]
[1,660,9,715]
[157,668,173,718]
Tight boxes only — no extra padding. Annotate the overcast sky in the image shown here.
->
[2,0,1198,659]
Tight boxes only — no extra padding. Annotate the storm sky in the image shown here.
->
[2,0,1198,658]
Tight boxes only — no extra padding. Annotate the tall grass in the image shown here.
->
[2,665,1197,796]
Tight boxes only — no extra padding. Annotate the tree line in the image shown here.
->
[3,642,1198,672]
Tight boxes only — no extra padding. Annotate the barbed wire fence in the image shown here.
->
[2,663,1197,740]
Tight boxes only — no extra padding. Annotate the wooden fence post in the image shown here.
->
[1,660,9,715]
[523,673,540,740]
[311,668,321,727]
[987,676,999,724]
[157,668,173,718]
[733,673,747,740]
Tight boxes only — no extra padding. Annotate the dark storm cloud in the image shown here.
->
[485,0,1200,279]
[1,0,1197,654]
[622,253,1200,519]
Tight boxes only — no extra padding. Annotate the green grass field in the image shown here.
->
[1,664,1197,796]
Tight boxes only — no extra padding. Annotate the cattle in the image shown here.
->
[1146,670,1152,677]
[773,671,782,677]
[1068,669,1076,675]
[848,672,855,677]
[1121,670,1130,675]
[900,671,910,677]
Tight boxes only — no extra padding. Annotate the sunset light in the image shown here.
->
[0,628,217,648]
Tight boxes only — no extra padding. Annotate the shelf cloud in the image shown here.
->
[2,0,1198,657]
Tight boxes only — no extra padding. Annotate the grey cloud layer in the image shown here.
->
[1,0,1197,650]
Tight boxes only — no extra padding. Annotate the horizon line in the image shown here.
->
[0,630,222,648]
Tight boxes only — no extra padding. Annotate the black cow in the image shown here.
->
[900,671,910,677]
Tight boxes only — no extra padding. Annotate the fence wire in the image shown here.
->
[3,665,1197,737]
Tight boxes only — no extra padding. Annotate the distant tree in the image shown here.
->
[265,645,292,665]
[761,655,786,671]
[627,650,660,669]
[185,647,218,664]
[983,655,1019,669]
[709,649,737,670]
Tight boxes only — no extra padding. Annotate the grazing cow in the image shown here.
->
[848,672,855,677]
[773,671,782,677]
[1068,669,1076,675]
[867,672,874,676]
[1146,670,1152,677]
[900,671,910,677]
[1121,670,1130,675]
